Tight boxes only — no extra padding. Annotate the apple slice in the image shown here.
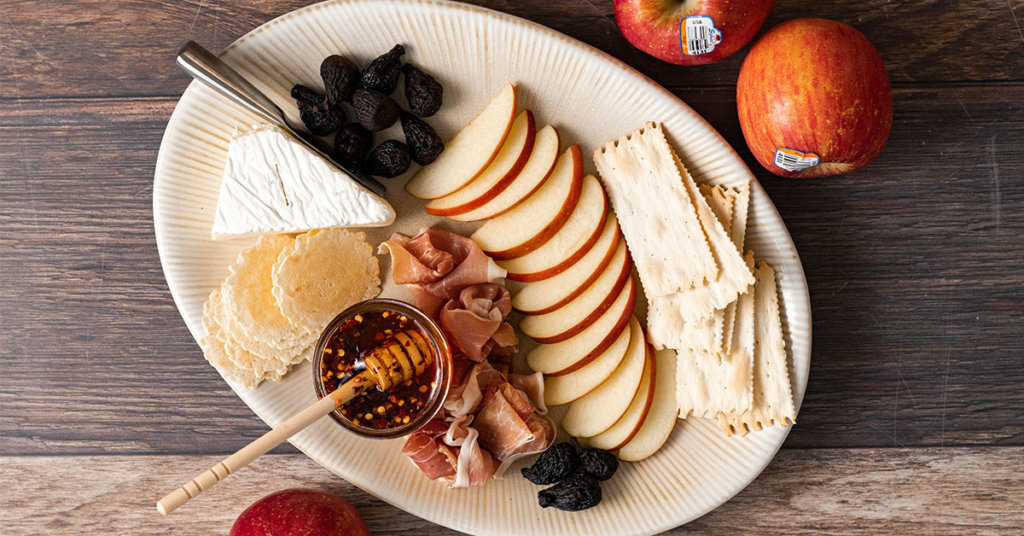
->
[544,317,635,407]
[561,325,649,438]
[525,277,635,375]
[587,345,656,450]
[470,146,583,260]
[617,349,680,462]
[519,240,631,343]
[498,174,608,282]
[405,84,517,199]
[425,110,536,216]
[512,215,620,315]
[451,125,560,222]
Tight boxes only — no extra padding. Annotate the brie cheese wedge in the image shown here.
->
[212,125,395,239]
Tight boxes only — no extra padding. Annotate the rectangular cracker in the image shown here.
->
[647,184,734,356]
[675,251,755,417]
[717,260,796,436]
[648,153,754,322]
[593,122,718,297]
[722,182,752,354]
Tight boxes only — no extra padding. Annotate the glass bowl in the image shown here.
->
[312,298,452,439]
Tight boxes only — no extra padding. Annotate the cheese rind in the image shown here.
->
[212,125,395,239]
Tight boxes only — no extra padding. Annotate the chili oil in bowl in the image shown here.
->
[312,298,452,439]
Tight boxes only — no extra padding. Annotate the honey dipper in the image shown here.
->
[157,330,433,515]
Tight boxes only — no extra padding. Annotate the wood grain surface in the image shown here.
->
[2,449,1021,535]
[1,0,1022,533]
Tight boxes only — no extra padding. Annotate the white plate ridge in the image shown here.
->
[152,1,811,534]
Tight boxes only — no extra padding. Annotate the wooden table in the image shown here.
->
[1,0,1021,533]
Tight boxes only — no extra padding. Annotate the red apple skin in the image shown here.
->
[614,0,775,65]
[737,18,892,177]
[229,488,369,536]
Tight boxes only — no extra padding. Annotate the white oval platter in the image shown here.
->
[153,1,811,534]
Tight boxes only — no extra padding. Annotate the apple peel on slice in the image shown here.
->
[519,240,631,343]
[449,125,560,222]
[425,110,536,216]
[405,83,517,199]
[560,325,649,438]
[498,174,609,282]
[543,317,634,407]
[587,341,656,451]
[511,215,619,315]
[525,277,635,376]
[471,145,583,260]
[617,348,679,462]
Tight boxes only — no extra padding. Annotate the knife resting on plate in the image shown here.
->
[175,41,387,197]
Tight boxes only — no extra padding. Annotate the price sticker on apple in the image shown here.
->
[773,147,820,172]
[680,16,722,56]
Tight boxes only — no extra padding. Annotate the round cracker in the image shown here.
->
[223,235,314,349]
[200,288,266,389]
[272,229,380,333]
[212,284,314,358]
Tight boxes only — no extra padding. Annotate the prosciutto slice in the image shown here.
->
[386,227,554,488]
[402,420,457,482]
[474,383,545,461]
[439,284,517,361]
[444,360,506,417]
[379,229,506,317]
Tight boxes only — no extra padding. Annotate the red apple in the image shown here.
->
[737,18,892,177]
[614,0,775,65]
[229,488,369,536]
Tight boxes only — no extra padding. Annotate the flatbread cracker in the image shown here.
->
[647,184,736,356]
[722,182,752,354]
[675,251,755,418]
[717,260,796,436]
[272,228,380,334]
[593,122,718,297]
[649,150,754,322]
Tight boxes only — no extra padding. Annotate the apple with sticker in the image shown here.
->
[613,0,775,65]
[736,18,892,178]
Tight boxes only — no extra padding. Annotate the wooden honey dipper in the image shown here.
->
[157,329,433,515]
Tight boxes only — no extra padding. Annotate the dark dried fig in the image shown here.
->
[291,84,324,105]
[297,97,345,136]
[360,44,405,93]
[578,448,618,481]
[401,63,443,117]
[321,55,360,106]
[352,88,400,132]
[538,472,602,511]
[400,112,444,165]
[333,122,373,170]
[521,442,579,485]
[365,140,411,178]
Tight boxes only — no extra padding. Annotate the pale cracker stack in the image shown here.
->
[200,229,380,388]
[593,122,795,436]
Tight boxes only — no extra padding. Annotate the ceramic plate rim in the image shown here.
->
[152,1,811,534]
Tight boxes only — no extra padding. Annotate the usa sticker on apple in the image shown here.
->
[680,16,722,56]
[773,147,820,172]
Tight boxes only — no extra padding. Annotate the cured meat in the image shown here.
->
[402,420,457,482]
[379,229,506,317]
[494,414,556,478]
[475,384,539,460]
[387,227,553,488]
[444,360,505,417]
[439,283,517,361]
[451,427,496,487]
[510,371,548,415]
